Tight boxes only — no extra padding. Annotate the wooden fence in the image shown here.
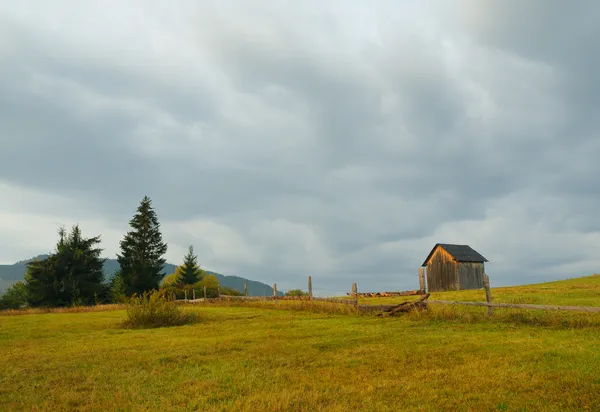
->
[190,295,355,306]
[176,274,600,315]
[427,300,600,313]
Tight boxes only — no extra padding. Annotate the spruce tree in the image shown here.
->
[25,225,105,307]
[179,246,203,285]
[117,196,168,295]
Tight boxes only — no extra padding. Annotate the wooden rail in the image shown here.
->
[347,290,422,298]
[184,295,355,305]
[429,300,600,313]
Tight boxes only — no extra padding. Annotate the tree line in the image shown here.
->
[0,196,240,310]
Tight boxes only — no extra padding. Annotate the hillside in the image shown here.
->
[357,274,600,307]
[0,255,280,296]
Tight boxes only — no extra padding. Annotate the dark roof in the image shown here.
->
[421,243,488,266]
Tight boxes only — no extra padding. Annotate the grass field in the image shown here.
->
[1,275,600,411]
[357,274,600,307]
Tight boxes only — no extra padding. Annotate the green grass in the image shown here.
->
[2,275,600,411]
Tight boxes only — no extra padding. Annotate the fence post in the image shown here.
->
[308,276,313,300]
[273,283,277,304]
[204,286,207,299]
[244,282,248,296]
[352,283,358,308]
[217,285,220,297]
[418,267,426,294]
[184,289,188,301]
[483,273,493,315]
[193,288,196,300]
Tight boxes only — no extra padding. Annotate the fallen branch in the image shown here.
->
[376,293,430,316]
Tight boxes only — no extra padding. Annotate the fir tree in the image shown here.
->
[179,246,203,285]
[117,196,168,295]
[109,270,127,303]
[25,225,105,307]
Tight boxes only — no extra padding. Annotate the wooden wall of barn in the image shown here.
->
[426,247,459,292]
[425,247,485,292]
[457,262,484,290]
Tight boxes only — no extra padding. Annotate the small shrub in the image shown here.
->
[285,289,308,297]
[193,275,221,298]
[219,286,243,296]
[121,290,198,329]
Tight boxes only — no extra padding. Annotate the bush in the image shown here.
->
[161,272,181,288]
[191,275,225,298]
[197,274,219,290]
[0,282,29,310]
[219,286,243,296]
[121,290,198,329]
[285,289,308,297]
[159,273,244,299]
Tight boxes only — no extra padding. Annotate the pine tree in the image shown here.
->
[25,225,105,307]
[179,246,203,285]
[117,196,168,295]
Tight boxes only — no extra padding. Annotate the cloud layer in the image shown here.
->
[1,1,599,293]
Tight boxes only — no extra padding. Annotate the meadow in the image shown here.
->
[1,275,600,411]
[358,274,600,307]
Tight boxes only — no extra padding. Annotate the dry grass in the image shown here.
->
[405,302,600,329]
[200,297,359,316]
[0,303,126,316]
[1,305,600,411]
[2,275,600,410]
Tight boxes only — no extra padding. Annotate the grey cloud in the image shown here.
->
[1,1,600,291]
[455,1,600,124]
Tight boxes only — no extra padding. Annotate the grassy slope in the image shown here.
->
[1,275,600,411]
[358,274,600,307]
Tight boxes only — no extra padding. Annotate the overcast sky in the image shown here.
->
[1,1,599,294]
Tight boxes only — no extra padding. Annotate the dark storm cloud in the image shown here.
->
[1,1,600,290]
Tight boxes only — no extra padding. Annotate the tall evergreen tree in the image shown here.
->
[25,225,105,307]
[179,246,203,285]
[117,196,168,295]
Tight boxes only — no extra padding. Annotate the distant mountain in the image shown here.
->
[0,255,281,297]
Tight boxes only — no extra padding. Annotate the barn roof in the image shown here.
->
[421,243,488,266]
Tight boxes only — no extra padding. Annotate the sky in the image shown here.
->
[1,0,599,294]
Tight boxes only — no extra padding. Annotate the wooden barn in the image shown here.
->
[421,243,488,292]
